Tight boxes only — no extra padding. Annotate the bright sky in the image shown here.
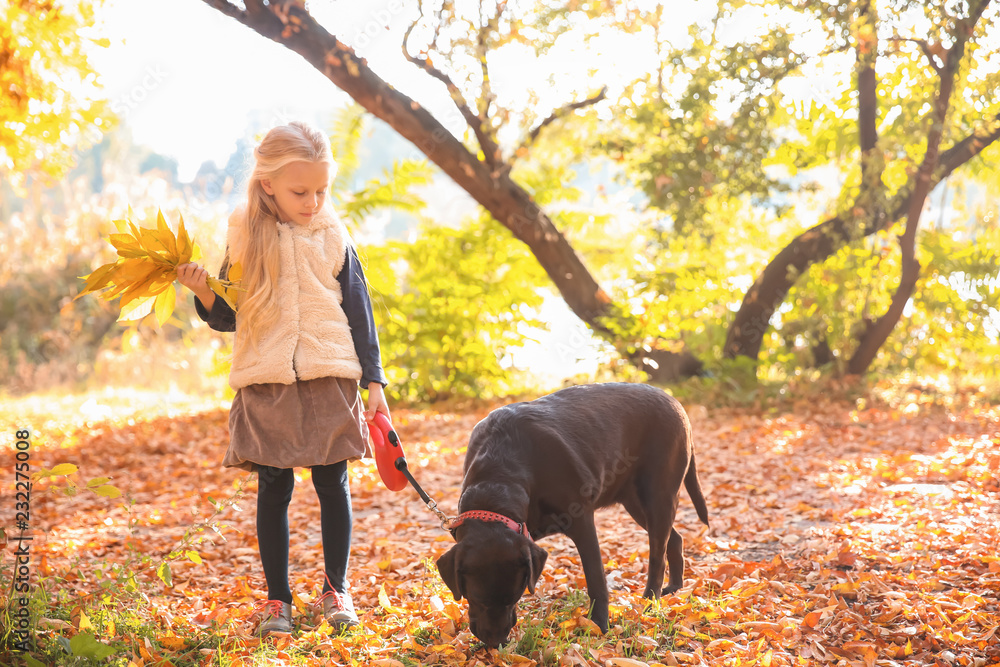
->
[91,0,678,181]
[93,0,351,181]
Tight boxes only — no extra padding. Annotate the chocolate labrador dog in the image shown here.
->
[436,383,709,648]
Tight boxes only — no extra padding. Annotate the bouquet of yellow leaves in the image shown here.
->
[77,209,241,326]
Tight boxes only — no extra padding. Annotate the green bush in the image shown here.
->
[365,215,548,403]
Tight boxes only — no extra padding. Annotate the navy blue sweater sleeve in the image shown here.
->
[194,262,236,332]
[338,245,388,388]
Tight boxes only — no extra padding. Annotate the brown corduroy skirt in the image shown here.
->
[224,376,370,472]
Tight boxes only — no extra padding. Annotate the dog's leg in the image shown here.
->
[621,494,648,530]
[661,528,685,595]
[568,518,610,633]
[622,494,665,598]
[640,495,678,599]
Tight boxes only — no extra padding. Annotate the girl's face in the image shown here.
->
[261,160,333,226]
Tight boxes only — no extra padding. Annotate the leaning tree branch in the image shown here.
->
[937,112,1000,178]
[201,0,244,21]
[516,86,608,157]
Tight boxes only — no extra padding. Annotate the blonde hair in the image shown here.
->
[229,121,334,349]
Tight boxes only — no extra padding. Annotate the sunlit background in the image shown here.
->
[2,0,998,405]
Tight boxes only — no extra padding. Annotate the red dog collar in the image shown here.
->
[449,510,531,541]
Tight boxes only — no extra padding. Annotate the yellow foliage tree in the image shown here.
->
[0,0,114,185]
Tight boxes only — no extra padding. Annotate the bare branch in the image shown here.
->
[516,86,608,158]
[474,0,502,121]
[402,10,503,167]
[887,36,944,74]
[653,4,665,101]
[856,0,878,150]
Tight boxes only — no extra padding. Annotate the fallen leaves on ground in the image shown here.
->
[1,389,998,666]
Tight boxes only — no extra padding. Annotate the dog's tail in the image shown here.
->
[685,454,710,527]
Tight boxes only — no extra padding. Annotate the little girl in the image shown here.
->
[176,121,389,637]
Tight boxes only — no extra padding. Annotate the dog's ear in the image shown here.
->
[523,541,548,594]
[436,546,463,601]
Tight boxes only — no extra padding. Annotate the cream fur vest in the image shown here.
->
[227,206,362,390]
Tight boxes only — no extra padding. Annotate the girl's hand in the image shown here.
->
[176,263,216,309]
[364,383,390,422]
[177,262,209,291]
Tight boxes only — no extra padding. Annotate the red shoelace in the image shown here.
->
[315,589,348,611]
[315,572,350,612]
[254,599,286,619]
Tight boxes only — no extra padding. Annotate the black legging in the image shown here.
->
[256,461,352,604]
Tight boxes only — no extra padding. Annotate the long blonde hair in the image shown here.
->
[229,121,334,349]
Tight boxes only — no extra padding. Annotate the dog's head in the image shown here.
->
[435,525,548,648]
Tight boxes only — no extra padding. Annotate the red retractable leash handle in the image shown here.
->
[369,413,442,520]
[369,412,409,491]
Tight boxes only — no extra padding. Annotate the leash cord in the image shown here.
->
[394,456,453,532]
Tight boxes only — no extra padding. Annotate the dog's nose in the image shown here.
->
[482,633,510,649]
[472,625,510,648]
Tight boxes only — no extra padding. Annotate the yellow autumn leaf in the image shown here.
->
[156,209,178,257]
[118,267,170,310]
[75,261,121,299]
[139,228,174,262]
[227,261,243,281]
[100,277,134,302]
[177,215,194,264]
[49,463,78,476]
[378,584,404,614]
[116,257,159,284]
[81,208,241,326]
[94,484,122,498]
[118,295,156,323]
[208,276,242,311]
[157,633,186,651]
[155,285,176,327]
[108,233,145,257]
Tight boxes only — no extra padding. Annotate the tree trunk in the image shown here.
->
[725,0,996,367]
[844,238,920,375]
[201,0,701,381]
[844,0,982,375]
[724,114,1000,363]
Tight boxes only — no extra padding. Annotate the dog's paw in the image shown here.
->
[587,610,610,634]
